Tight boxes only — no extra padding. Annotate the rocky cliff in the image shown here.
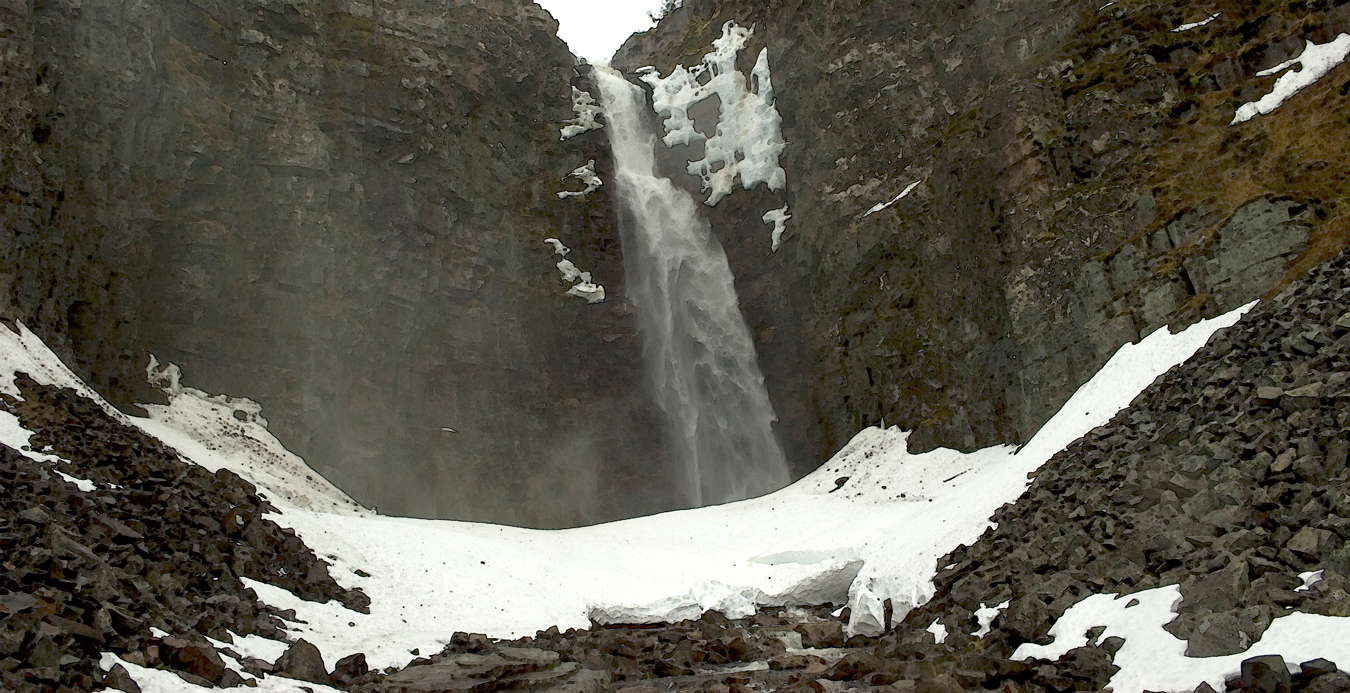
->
[614,0,1350,467]
[0,0,679,526]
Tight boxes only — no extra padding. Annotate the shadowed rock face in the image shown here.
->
[0,0,678,527]
[614,0,1350,468]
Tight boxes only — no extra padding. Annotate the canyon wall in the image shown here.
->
[615,0,1350,465]
[0,0,672,526]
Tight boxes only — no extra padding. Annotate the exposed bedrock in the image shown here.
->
[614,0,1350,466]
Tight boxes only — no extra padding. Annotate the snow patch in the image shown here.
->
[639,22,787,206]
[557,159,602,199]
[1232,34,1350,124]
[543,238,606,303]
[559,87,603,140]
[1172,12,1219,32]
[926,619,948,644]
[1297,570,1325,593]
[1014,584,1350,693]
[763,205,791,252]
[974,600,1010,638]
[56,470,96,492]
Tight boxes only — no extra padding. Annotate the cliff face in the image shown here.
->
[0,0,674,526]
[615,0,1350,466]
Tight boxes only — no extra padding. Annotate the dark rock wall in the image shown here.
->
[0,0,673,527]
[614,0,1350,469]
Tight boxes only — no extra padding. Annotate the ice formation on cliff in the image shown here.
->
[638,22,787,206]
[557,160,603,199]
[544,238,606,303]
[1232,34,1350,124]
[560,87,604,140]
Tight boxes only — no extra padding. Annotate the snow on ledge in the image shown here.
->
[557,159,602,199]
[1171,12,1219,32]
[1232,34,1350,125]
[863,180,922,218]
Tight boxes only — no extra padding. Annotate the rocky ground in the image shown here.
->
[9,254,1350,691]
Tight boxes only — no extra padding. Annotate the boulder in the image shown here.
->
[273,639,329,684]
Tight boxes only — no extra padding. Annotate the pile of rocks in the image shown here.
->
[0,373,368,692]
[899,248,1350,681]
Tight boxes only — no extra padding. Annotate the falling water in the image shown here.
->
[594,68,790,507]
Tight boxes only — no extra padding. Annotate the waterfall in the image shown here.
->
[594,68,790,507]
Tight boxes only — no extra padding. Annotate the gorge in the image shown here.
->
[7,0,1350,691]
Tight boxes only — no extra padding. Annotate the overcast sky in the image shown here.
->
[534,0,667,63]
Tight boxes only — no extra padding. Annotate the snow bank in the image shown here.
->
[1232,34,1350,125]
[638,22,787,206]
[1014,585,1350,693]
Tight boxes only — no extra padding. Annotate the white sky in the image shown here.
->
[534,0,666,62]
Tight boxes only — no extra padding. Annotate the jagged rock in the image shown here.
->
[333,652,370,683]
[160,637,226,683]
[274,639,329,684]
[104,664,142,693]
[1306,672,1350,693]
[1289,528,1339,559]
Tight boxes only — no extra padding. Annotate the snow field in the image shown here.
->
[124,301,1252,673]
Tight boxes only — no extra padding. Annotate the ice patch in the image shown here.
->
[1232,34,1350,125]
[763,205,791,252]
[639,22,787,206]
[1014,584,1350,693]
[557,159,602,199]
[543,238,606,303]
[559,87,603,140]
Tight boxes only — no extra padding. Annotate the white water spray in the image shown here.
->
[594,68,790,507]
